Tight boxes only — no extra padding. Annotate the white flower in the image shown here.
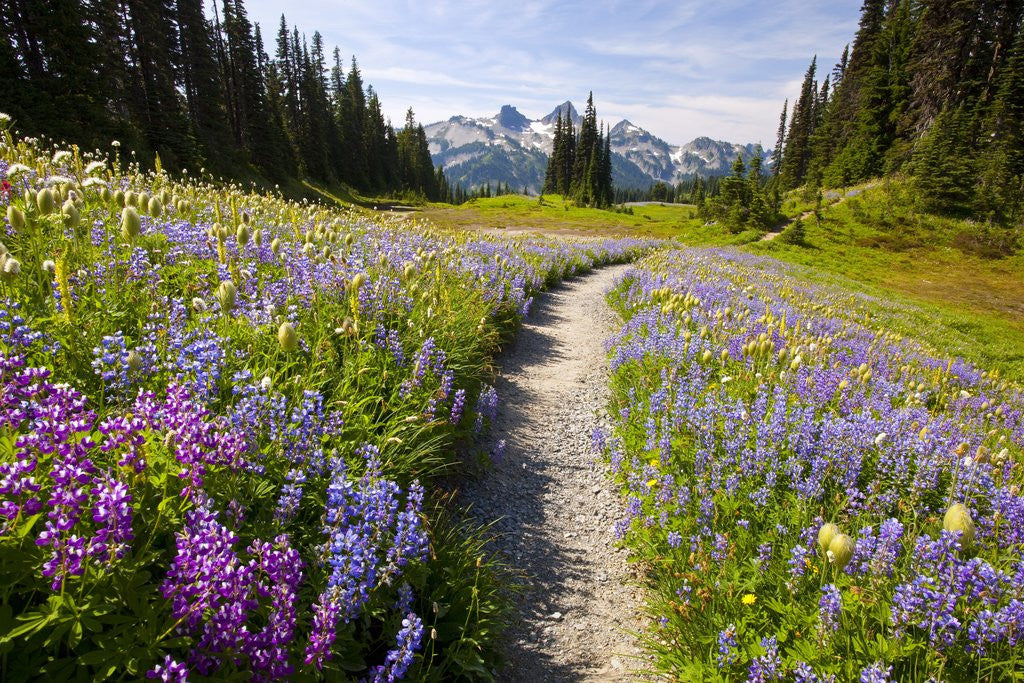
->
[51,150,72,165]
[42,259,56,274]
[874,433,888,447]
[5,163,32,178]
[84,160,106,175]
[111,140,121,147]
[0,112,11,128]
[260,376,272,391]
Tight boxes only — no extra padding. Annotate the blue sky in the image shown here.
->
[240,0,862,146]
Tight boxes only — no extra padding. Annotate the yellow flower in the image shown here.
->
[742,593,757,606]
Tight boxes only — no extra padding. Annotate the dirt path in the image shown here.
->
[460,263,645,681]
[761,185,873,241]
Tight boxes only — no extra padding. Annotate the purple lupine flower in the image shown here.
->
[717,623,738,667]
[819,584,842,635]
[146,655,189,681]
[859,662,894,683]
[450,388,466,425]
[748,635,782,682]
[87,473,133,562]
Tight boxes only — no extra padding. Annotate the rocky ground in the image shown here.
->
[459,263,647,681]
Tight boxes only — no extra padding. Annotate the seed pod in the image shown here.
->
[217,280,237,312]
[278,322,299,352]
[114,189,125,207]
[253,228,263,247]
[351,273,367,291]
[1,255,21,282]
[236,224,250,247]
[124,190,136,207]
[271,238,281,255]
[818,523,840,554]
[121,206,141,240]
[6,205,25,232]
[148,196,163,218]
[62,200,79,229]
[344,233,354,246]
[701,349,712,363]
[403,263,416,280]
[100,186,112,204]
[36,188,55,215]
[127,350,143,373]
[828,533,855,570]
[720,348,729,363]
[943,503,976,548]
[137,192,150,211]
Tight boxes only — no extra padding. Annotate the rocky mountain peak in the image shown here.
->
[541,101,581,127]
[495,105,530,132]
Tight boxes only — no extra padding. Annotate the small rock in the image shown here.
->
[550,611,563,621]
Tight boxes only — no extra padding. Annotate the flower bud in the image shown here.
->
[817,523,840,554]
[148,196,163,218]
[1,255,21,282]
[253,228,263,246]
[236,224,250,247]
[127,350,143,373]
[943,503,975,548]
[351,273,367,291]
[217,280,237,312]
[278,322,299,352]
[271,238,281,255]
[6,205,25,232]
[62,199,79,229]
[121,206,141,240]
[36,188,55,215]
[827,533,855,570]
[701,349,712,363]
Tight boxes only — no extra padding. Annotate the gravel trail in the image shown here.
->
[461,263,646,681]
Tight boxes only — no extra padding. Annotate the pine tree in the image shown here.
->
[123,0,199,170]
[780,57,818,188]
[176,0,235,172]
[771,99,787,175]
[544,113,562,194]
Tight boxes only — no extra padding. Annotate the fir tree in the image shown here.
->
[771,99,787,176]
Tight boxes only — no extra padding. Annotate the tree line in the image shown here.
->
[542,93,614,207]
[774,0,1024,225]
[0,0,447,201]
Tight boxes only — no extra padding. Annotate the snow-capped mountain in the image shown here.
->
[425,101,770,194]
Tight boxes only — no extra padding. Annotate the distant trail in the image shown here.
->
[761,185,873,241]
[460,264,645,681]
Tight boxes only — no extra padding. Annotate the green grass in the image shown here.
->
[752,178,1024,379]
[420,194,707,238]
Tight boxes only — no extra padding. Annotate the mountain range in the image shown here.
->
[425,101,771,194]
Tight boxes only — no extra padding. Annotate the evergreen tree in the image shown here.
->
[771,99,787,176]
[780,57,818,188]
[124,0,199,170]
[176,0,235,173]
